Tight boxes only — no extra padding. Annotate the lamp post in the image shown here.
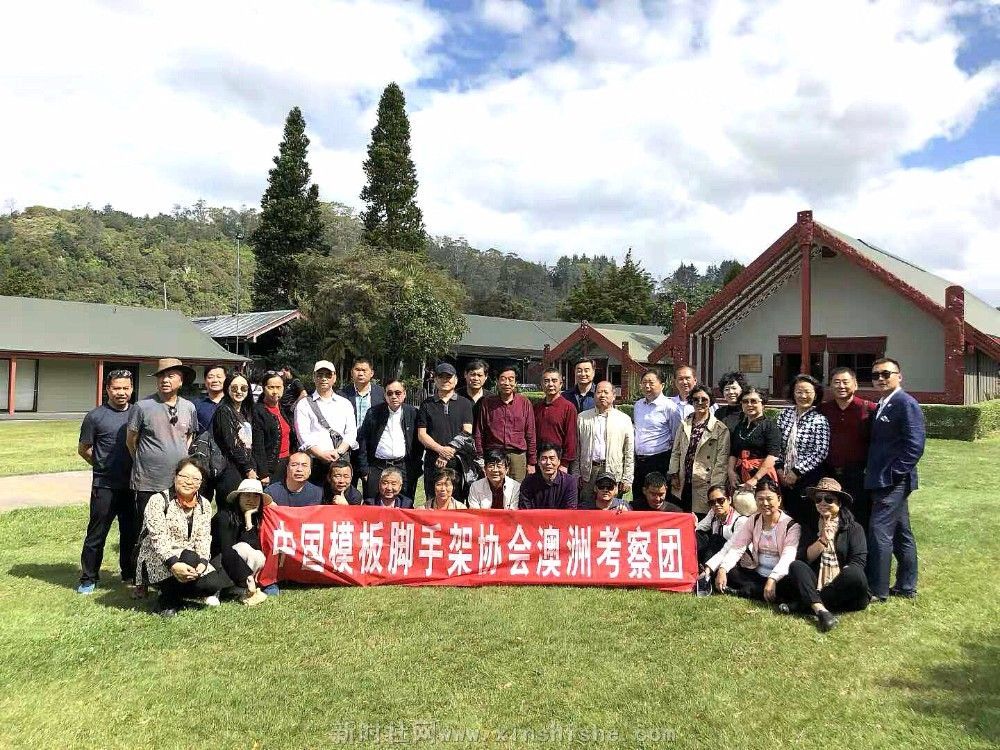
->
[235,231,244,356]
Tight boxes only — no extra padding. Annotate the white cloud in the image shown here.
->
[2,0,999,305]
[479,0,534,34]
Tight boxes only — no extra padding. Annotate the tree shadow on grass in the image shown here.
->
[883,635,999,745]
[7,562,148,612]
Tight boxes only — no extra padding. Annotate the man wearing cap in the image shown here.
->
[76,368,135,594]
[474,364,537,482]
[589,471,631,513]
[417,363,474,500]
[126,358,199,579]
[572,381,635,508]
[294,361,358,487]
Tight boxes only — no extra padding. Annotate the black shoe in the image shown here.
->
[157,607,177,618]
[777,602,800,615]
[889,587,917,599]
[869,594,888,604]
[816,610,839,632]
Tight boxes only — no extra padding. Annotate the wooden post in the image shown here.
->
[798,210,814,375]
[95,359,104,407]
[7,357,16,415]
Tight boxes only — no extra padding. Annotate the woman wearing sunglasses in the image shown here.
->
[774,477,869,632]
[211,372,263,506]
[667,385,730,515]
[696,484,751,575]
[703,476,800,604]
[726,386,781,510]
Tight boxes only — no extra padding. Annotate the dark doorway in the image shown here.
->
[779,353,823,397]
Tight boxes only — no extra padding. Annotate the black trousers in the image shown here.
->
[632,451,671,510]
[80,486,137,585]
[363,459,416,502]
[696,531,727,567]
[725,566,773,600]
[824,462,869,530]
[156,555,232,609]
[781,467,823,530]
[776,560,870,612]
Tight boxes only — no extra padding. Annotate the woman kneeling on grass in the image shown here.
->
[134,457,232,618]
[212,478,272,607]
[773,477,869,632]
[702,476,800,605]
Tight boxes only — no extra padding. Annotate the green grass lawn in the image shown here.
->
[0,438,997,749]
[0,420,83,476]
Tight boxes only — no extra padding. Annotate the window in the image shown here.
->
[833,353,878,387]
[0,358,39,412]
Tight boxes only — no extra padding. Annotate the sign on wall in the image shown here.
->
[738,354,763,373]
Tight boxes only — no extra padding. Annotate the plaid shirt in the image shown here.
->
[776,407,830,475]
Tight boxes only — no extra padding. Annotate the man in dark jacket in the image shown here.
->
[363,466,415,508]
[357,379,423,500]
[339,357,386,488]
[864,357,925,602]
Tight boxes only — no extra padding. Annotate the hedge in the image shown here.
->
[523,393,1000,442]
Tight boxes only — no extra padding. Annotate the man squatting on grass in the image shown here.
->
[75,356,925,631]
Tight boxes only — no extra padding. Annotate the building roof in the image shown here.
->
[817,223,1000,336]
[191,309,301,341]
[457,314,664,360]
[0,296,244,362]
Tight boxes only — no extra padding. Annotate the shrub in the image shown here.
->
[922,400,1000,441]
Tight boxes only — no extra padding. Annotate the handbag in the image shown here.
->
[306,397,344,450]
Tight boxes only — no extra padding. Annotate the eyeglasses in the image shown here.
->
[176,472,202,484]
[106,369,133,381]
[741,398,762,405]
[872,370,899,380]
[692,397,711,405]
[813,494,839,505]
[707,496,728,506]
[167,404,178,426]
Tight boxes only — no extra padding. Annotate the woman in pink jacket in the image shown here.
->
[703,476,800,602]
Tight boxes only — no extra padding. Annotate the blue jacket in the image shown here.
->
[363,494,414,509]
[865,389,925,490]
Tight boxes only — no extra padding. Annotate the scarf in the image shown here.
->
[816,515,841,590]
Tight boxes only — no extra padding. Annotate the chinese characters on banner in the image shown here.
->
[260,506,697,592]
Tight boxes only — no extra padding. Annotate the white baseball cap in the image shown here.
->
[313,360,336,374]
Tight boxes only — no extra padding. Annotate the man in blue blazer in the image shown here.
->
[864,357,925,601]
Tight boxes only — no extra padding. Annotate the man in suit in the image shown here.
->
[340,357,386,488]
[571,381,635,508]
[357,379,423,501]
[865,357,925,601]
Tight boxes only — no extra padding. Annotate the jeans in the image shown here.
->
[80,486,137,585]
[866,477,918,598]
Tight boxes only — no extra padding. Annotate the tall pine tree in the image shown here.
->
[250,107,325,309]
[360,83,426,254]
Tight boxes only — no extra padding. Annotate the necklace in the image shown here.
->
[736,416,764,442]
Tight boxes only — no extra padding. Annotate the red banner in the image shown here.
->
[260,505,697,592]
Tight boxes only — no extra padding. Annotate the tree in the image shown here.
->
[250,107,325,310]
[558,250,655,324]
[360,83,426,254]
[298,249,466,376]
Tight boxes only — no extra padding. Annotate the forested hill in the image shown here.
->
[0,202,739,324]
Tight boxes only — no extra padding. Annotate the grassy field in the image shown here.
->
[0,420,82,476]
[0,437,997,749]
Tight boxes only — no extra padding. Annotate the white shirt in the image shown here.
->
[591,412,608,462]
[295,391,358,452]
[633,393,682,456]
[375,406,407,460]
[876,386,901,419]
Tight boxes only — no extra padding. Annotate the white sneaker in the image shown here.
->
[203,595,221,607]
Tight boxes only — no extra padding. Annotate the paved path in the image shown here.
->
[0,471,92,512]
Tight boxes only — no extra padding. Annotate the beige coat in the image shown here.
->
[572,407,635,485]
[668,414,730,514]
[134,491,212,585]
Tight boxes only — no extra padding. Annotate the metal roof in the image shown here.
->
[457,314,664,360]
[191,309,301,340]
[0,296,245,361]
[817,223,1000,336]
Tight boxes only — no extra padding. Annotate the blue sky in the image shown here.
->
[2,0,999,303]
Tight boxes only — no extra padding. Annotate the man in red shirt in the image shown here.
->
[474,365,537,481]
[532,367,577,473]
[819,366,877,529]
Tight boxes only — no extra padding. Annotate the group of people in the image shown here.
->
[76,352,925,631]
